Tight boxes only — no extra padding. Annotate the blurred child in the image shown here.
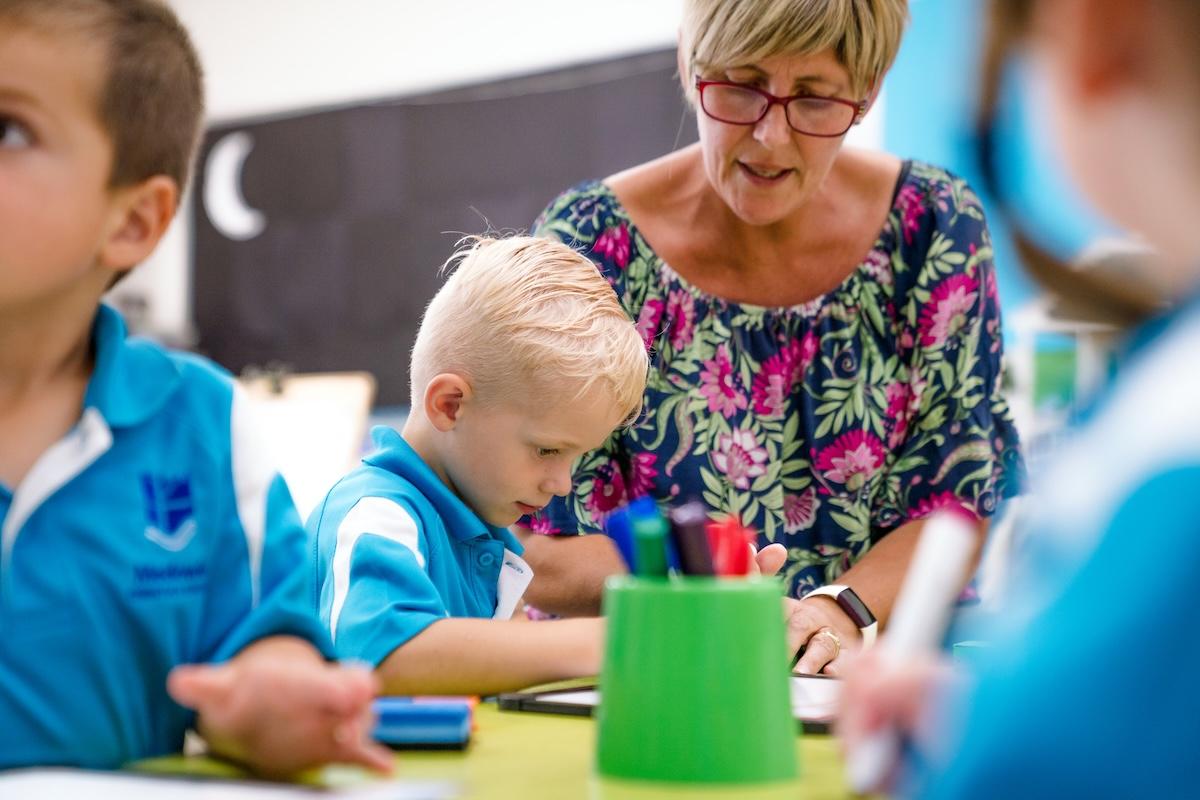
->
[839,0,1200,796]
[309,236,648,694]
[0,0,390,777]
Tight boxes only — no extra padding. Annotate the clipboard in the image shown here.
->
[497,673,839,734]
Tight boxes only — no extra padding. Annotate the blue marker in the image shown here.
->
[603,506,638,573]
[372,697,472,750]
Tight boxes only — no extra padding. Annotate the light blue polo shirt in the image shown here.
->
[309,427,529,666]
[0,305,331,770]
[907,294,1200,798]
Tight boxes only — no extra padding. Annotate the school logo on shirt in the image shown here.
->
[141,474,197,552]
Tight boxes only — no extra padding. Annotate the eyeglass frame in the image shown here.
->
[694,77,868,138]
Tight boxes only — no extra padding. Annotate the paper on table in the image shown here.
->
[535,675,840,722]
[0,768,460,799]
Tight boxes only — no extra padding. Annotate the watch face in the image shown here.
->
[838,589,877,627]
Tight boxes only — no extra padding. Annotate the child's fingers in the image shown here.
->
[755,543,787,577]
[166,664,234,709]
[333,713,394,774]
[315,663,380,717]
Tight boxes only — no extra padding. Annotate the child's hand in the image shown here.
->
[836,649,957,793]
[167,636,394,779]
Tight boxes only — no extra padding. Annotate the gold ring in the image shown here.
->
[811,627,841,660]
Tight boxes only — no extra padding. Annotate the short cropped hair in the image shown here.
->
[0,0,205,191]
[411,236,648,426]
[680,0,908,100]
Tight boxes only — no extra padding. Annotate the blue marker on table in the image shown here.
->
[372,697,472,750]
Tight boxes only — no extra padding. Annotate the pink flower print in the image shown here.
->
[884,381,912,449]
[698,345,748,418]
[527,513,561,536]
[884,376,925,449]
[665,289,696,350]
[783,487,820,533]
[896,184,925,245]
[918,273,979,348]
[635,298,665,350]
[712,427,769,490]
[861,248,893,287]
[983,263,999,303]
[909,491,976,522]
[628,452,658,498]
[814,430,886,491]
[586,463,627,519]
[750,332,818,419]
[592,223,630,269]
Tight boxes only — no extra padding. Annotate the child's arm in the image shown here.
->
[168,636,393,779]
[376,617,604,696]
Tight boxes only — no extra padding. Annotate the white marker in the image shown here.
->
[845,510,977,794]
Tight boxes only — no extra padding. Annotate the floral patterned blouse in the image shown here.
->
[521,161,1024,598]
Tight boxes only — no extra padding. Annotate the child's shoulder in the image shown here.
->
[90,305,233,425]
[308,429,449,540]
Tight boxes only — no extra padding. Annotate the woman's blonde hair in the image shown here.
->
[681,0,908,100]
[411,236,648,424]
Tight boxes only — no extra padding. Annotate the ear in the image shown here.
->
[423,373,472,432]
[97,174,179,274]
[1044,0,1147,99]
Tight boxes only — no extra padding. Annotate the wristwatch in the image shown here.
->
[803,584,878,649]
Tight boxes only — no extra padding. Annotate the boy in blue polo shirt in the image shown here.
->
[309,236,649,694]
[0,0,390,776]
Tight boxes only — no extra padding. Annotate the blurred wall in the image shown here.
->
[113,0,684,344]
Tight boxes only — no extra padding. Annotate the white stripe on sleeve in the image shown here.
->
[329,497,424,643]
[230,384,274,608]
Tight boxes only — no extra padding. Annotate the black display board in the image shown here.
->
[192,48,696,405]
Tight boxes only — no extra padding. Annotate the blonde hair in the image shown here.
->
[411,236,648,424]
[681,0,909,100]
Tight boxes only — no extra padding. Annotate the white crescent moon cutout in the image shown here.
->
[203,130,267,241]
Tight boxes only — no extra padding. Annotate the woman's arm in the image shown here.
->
[376,617,605,696]
[790,516,988,675]
[515,526,627,616]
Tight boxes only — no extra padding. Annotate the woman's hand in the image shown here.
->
[749,543,858,674]
[836,649,957,793]
[782,595,862,675]
[167,636,394,779]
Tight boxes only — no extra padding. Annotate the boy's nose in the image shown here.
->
[542,466,572,498]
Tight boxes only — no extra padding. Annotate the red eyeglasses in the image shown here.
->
[694,78,866,138]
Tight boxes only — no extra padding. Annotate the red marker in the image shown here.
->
[705,517,755,576]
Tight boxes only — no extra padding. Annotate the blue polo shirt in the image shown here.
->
[907,294,1200,798]
[0,305,331,770]
[309,427,528,666]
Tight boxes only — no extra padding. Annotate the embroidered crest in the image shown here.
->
[141,474,197,551]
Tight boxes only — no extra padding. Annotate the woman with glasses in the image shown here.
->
[839,0,1200,795]
[516,0,1024,674]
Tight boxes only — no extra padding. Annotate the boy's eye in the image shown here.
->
[536,447,560,458]
[0,117,33,149]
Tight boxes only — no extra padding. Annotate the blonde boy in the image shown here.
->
[309,236,648,694]
[0,0,389,776]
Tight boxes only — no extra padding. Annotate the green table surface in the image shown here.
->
[141,699,853,798]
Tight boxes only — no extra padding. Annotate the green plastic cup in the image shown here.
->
[596,576,798,784]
